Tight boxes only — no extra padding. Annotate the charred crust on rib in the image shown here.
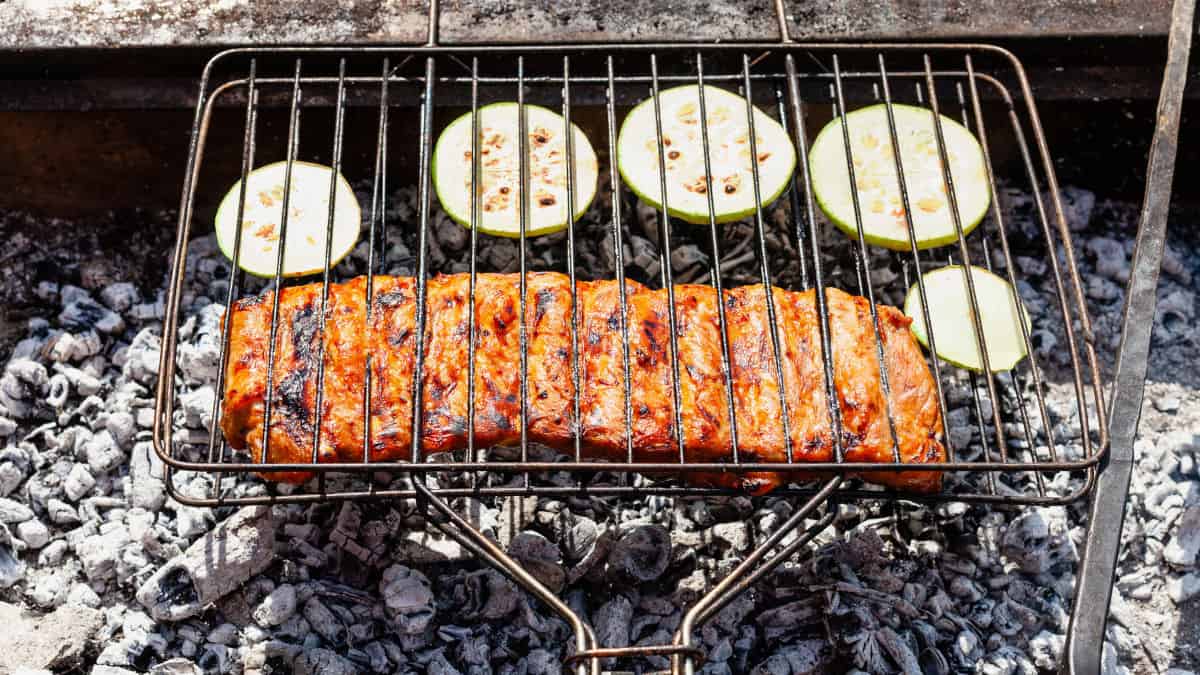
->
[534,287,556,325]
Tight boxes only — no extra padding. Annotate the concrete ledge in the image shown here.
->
[0,0,1172,50]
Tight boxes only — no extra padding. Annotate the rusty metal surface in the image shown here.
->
[0,0,1174,49]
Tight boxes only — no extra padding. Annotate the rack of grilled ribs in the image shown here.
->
[219,272,946,494]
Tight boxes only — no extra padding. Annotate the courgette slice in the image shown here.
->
[617,85,796,225]
[904,265,1031,372]
[215,161,361,278]
[810,103,990,251]
[432,103,599,237]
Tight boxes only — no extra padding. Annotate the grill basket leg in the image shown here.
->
[1064,0,1195,672]
[414,478,840,674]
[411,481,600,675]
[673,478,842,675]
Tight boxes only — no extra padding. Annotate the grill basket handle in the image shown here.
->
[1065,0,1196,672]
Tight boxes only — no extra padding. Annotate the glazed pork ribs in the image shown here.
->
[219,272,946,493]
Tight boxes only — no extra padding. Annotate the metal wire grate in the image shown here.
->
[153,43,1107,508]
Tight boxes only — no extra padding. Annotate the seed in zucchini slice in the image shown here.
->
[214,161,361,278]
[432,103,599,238]
[617,85,797,225]
[810,103,991,251]
[904,265,1031,373]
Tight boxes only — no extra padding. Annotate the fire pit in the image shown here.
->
[0,1,1195,674]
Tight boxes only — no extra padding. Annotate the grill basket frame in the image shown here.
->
[154,42,1108,508]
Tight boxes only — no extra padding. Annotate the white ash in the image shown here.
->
[0,185,1194,674]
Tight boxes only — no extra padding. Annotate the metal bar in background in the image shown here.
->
[425,0,439,47]
[1066,0,1195,672]
[773,0,793,43]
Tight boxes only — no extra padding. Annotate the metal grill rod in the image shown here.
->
[922,54,1009,454]
[259,60,304,468]
[161,476,1095,505]
[605,56,637,469]
[309,58,349,485]
[781,53,848,465]
[204,69,1042,89]
[829,54,904,463]
[563,55,585,465]
[950,85,1046,494]
[409,55,436,473]
[648,54,688,462]
[174,457,1096,474]
[694,53,745,463]
[517,56,531,487]
[873,55,953,463]
[741,54,796,464]
[957,65,1057,478]
[467,56,480,475]
[773,85,810,290]
[360,57,390,490]
[206,60,257,477]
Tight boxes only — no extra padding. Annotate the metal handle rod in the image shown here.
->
[1065,0,1195,672]
[675,478,842,674]
[426,0,439,46]
[412,481,598,675]
[774,0,793,42]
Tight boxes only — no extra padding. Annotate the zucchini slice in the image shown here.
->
[810,103,990,250]
[904,265,1031,372]
[215,161,361,278]
[432,103,599,237]
[617,85,796,225]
